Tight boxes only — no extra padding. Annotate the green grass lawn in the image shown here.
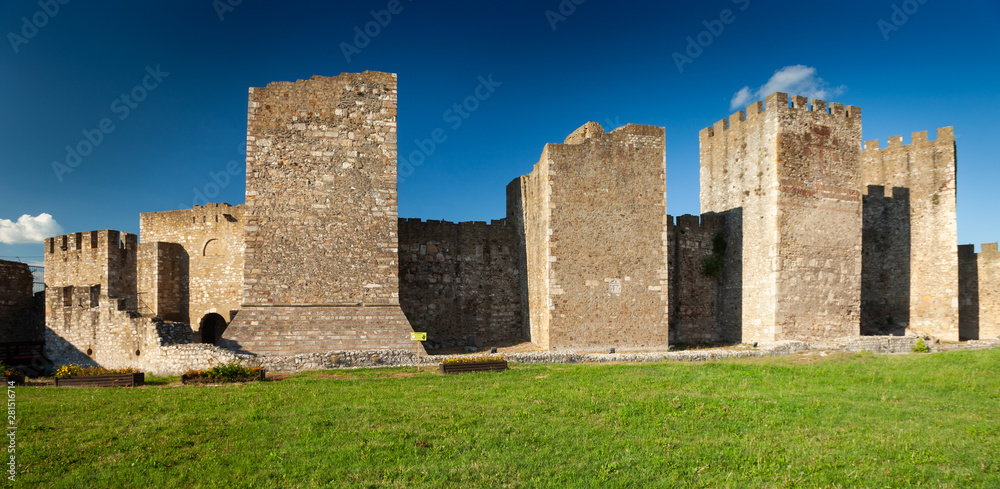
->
[15,349,1000,488]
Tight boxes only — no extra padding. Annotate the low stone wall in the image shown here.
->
[85,336,1000,376]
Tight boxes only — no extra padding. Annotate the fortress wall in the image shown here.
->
[140,204,244,327]
[861,186,911,335]
[523,122,669,351]
[223,71,420,355]
[0,260,36,342]
[960,243,1000,340]
[397,218,522,347]
[978,244,1000,339]
[667,214,727,344]
[862,127,958,340]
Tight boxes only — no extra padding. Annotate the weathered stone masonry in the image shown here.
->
[37,73,1000,376]
[700,93,864,343]
[397,218,521,347]
[509,122,670,351]
[221,72,421,356]
[0,259,37,342]
[140,203,245,341]
[862,128,958,340]
[960,243,1000,340]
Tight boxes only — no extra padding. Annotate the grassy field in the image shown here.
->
[14,349,1000,488]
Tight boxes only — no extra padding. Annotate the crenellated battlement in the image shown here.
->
[398,217,509,228]
[701,92,860,139]
[44,229,138,306]
[863,127,955,152]
[982,243,999,258]
[863,185,911,200]
[46,230,135,256]
[667,213,725,231]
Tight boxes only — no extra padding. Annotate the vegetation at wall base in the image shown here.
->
[52,364,141,377]
[182,361,264,384]
[18,349,1000,487]
[913,338,930,353]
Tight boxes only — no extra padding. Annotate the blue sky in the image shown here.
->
[1,0,998,265]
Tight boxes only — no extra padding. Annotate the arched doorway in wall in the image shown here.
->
[199,313,228,344]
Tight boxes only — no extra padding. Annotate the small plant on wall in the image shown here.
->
[702,232,727,278]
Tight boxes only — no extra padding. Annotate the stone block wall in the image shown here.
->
[700,93,863,343]
[139,203,244,331]
[960,243,1000,340]
[398,218,522,347]
[513,122,670,351]
[667,214,725,344]
[240,72,400,306]
[137,242,188,322]
[0,259,37,342]
[44,286,149,366]
[224,71,420,355]
[862,127,958,340]
[861,186,911,335]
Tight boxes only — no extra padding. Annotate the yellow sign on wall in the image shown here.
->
[410,332,427,341]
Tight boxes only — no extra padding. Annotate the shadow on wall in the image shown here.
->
[717,207,743,344]
[666,208,743,346]
[44,327,100,369]
[958,245,979,340]
[396,218,525,349]
[861,185,910,336]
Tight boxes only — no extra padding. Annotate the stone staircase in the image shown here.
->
[220,305,424,356]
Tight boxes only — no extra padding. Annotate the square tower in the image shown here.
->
[700,93,863,343]
[222,72,420,355]
[509,122,670,351]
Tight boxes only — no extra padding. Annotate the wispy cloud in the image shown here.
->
[0,213,64,244]
[730,65,846,111]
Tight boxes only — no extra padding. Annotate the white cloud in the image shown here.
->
[730,65,846,111]
[0,213,64,244]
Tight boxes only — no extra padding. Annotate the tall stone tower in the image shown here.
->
[222,72,421,355]
[508,122,670,351]
[700,93,863,343]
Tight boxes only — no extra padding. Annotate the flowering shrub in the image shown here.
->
[0,361,16,376]
[183,361,263,382]
[442,355,504,365]
[53,364,141,378]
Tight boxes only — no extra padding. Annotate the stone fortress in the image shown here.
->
[9,70,997,375]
